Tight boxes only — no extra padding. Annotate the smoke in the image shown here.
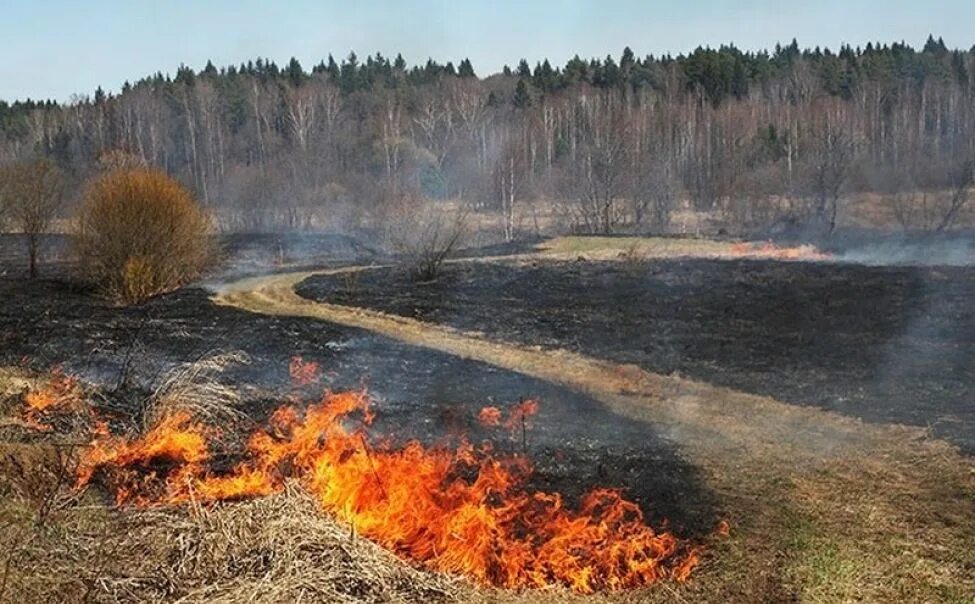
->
[834,235,975,267]
[206,232,384,284]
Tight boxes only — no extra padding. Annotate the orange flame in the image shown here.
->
[75,389,697,592]
[503,398,539,432]
[477,406,502,427]
[478,400,540,435]
[728,241,830,261]
[22,367,82,430]
[289,355,320,387]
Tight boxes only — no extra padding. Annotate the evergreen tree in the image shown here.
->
[512,78,532,108]
[326,54,340,79]
[174,64,195,86]
[458,58,476,78]
[286,57,305,87]
[340,52,359,92]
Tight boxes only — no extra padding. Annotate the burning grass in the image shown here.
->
[3,361,700,600]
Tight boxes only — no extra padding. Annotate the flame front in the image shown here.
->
[69,388,696,592]
[728,241,831,260]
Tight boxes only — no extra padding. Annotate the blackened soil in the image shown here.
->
[298,259,975,454]
[0,277,717,536]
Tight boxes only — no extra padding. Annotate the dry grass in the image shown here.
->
[143,351,250,432]
[536,236,733,260]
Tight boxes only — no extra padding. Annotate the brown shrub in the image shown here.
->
[74,168,213,303]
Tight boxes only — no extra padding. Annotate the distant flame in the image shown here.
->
[477,399,539,434]
[728,241,830,261]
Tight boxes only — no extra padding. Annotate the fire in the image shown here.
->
[74,411,213,505]
[477,406,502,427]
[477,399,539,433]
[503,398,539,432]
[728,241,831,261]
[22,366,82,430]
[289,355,320,387]
[73,389,697,592]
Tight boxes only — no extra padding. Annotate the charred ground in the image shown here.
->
[297,257,975,454]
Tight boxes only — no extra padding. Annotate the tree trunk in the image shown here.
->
[27,234,38,279]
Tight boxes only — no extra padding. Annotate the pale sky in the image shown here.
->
[2,0,973,102]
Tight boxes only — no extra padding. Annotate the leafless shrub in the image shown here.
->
[385,194,468,282]
[617,240,648,276]
[798,127,854,235]
[339,269,361,295]
[0,159,64,278]
[73,167,215,304]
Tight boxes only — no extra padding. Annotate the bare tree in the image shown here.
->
[935,157,973,232]
[576,112,630,234]
[0,159,64,277]
[495,137,527,241]
[631,155,678,231]
[803,127,854,235]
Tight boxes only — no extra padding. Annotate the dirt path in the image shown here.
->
[213,266,975,602]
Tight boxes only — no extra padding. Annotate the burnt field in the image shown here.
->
[297,257,975,453]
[3,235,975,602]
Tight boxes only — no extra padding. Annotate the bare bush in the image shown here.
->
[74,168,214,303]
[385,195,468,282]
[0,159,64,278]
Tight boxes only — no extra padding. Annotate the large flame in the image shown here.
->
[29,369,698,593]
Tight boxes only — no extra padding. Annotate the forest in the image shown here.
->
[1,35,973,238]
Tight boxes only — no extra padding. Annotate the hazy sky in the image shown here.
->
[2,0,973,102]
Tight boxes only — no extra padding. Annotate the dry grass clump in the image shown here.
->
[1,472,476,603]
[142,351,249,433]
[74,168,214,304]
[129,488,468,603]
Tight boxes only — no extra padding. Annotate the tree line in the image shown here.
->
[1,36,973,239]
